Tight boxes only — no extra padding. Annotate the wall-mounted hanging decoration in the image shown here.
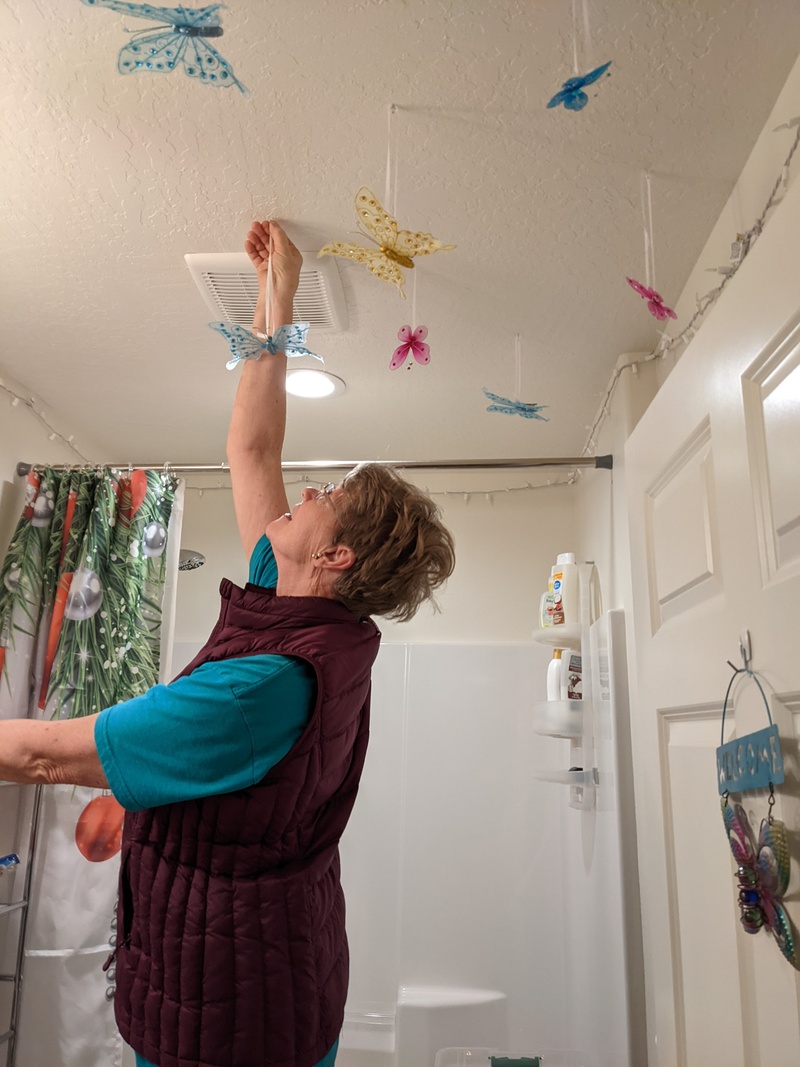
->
[717,650,798,971]
[209,322,321,370]
[483,335,548,420]
[626,171,676,321]
[318,187,454,299]
[82,0,249,94]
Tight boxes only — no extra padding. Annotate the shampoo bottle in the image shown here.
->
[548,552,578,628]
[539,590,554,627]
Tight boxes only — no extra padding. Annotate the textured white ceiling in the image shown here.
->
[2,0,799,465]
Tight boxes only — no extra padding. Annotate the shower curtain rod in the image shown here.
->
[17,456,612,476]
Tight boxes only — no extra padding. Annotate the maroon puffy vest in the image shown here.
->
[112,579,381,1067]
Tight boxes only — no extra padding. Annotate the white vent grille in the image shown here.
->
[184,252,348,332]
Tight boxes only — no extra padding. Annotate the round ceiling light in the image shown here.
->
[286,369,347,399]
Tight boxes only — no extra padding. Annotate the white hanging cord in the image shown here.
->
[384,103,399,216]
[571,0,592,74]
[515,334,522,399]
[641,170,656,290]
[571,0,580,74]
[411,267,418,326]
[266,230,274,335]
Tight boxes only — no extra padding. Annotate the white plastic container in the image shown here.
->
[546,649,563,699]
[546,649,582,700]
[549,552,578,628]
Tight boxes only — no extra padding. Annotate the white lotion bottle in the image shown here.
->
[546,649,563,700]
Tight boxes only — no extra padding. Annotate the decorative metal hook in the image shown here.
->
[739,629,752,672]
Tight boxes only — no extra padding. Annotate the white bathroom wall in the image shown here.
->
[391,642,571,1047]
[339,629,639,1067]
[172,469,583,645]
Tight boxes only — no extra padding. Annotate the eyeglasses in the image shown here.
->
[315,483,336,501]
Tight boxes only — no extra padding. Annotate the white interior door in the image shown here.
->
[624,179,800,1067]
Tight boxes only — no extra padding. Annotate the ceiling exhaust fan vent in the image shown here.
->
[184,253,348,332]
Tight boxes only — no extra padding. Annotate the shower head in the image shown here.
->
[178,549,206,572]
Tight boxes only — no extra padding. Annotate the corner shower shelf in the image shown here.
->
[531,562,600,810]
[533,768,598,787]
[530,626,581,650]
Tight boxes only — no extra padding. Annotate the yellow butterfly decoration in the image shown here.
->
[318,187,455,298]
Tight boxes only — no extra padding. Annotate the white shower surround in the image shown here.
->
[168,633,635,1066]
[336,637,634,1065]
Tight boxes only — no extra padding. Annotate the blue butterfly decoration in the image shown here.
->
[209,322,322,370]
[546,61,611,111]
[482,388,548,421]
[82,0,248,94]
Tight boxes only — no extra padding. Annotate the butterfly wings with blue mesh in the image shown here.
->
[482,388,548,421]
[547,61,612,111]
[209,323,321,370]
[82,0,248,94]
[83,1,223,23]
[263,324,322,361]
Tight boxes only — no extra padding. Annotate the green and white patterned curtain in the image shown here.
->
[0,466,184,1067]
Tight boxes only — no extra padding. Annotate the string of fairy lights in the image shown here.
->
[186,472,576,506]
[0,378,92,463]
[4,117,798,498]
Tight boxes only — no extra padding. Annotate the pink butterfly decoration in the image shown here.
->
[390,325,430,370]
[626,277,677,321]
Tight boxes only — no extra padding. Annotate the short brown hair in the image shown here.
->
[331,463,455,622]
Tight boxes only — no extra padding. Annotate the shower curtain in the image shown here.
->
[0,466,184,1067]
